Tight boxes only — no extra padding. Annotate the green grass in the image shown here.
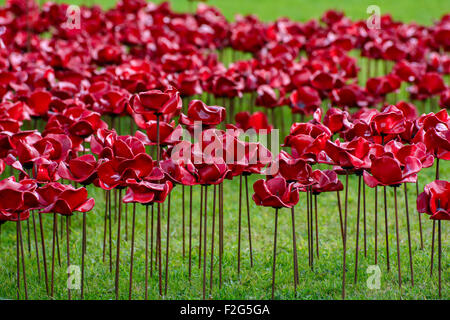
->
[0,0,449,300]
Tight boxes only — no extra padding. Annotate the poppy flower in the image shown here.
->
[370,105,406,136]
[33,134,72,163]
[97,153,154,190]
[211,75,244,98]
[412,110,450,159]
[417,180,450,220]
[386,101,418,121]
[384,140,434,168]
[145,121,183,146]
[310,169,343,194]
[0,177,40,221]
[180,100,226,127]
[131,87,181,117]
[27,90,52,118]
[289,86,321,115]
[409,72,446,100]
[38,183,95,216]
[283,122,331,162]
[310,71,337,91]
[323,107,351,134]
[363,154,422,188]
[330,84,370,109]
[252,176,299,208]
[160,159,198,186]
[439,88,450,109]
[255,85,280,108]
[123,180,173,204]
[323,137,372,171]
[58,154,99,185]
[229,111,272,133]
[33,157,60,183]
[366,74,401,97]
[276,150,313,184]
[392,60,425,83]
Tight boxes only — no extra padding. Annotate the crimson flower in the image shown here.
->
[38,183,95,216]
[123,180,173,204]
[132,87,182,116]
[0,177,40,223]
[366,74,401,97]
[229,111,272,133]
[252,176,299,208]
[58,154,99,185]
[255,85,280,108]
[289,86,321,115]
[310,169,343,194]
[160,159,198,186]
[370,105,406,136]
[363,154,422,187]
[180,100,226,127]
[439,89,450,109]
[323,107,351,134]
[417,180,450,220]
[276,150,313,185]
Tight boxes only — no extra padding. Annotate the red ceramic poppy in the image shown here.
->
[229,111,272,133]
[252,176,299,208]
[366,74,401,97]
[323,137,372,171]
[289,86,321,115]
[439,88,450,109]
[330,84,369,109]
[0,177,40,222]
[417,180,450,220]
[323,107,351,134]
[136,87,181,116]
[180,99,226,127]
[310,169,343,194]
[370,105,406,136]
[38,182,95,216]
[123,179,173,204]
[363,154,422,188]
[276,150,313,185]
[160,159,198,186]
[58,154,99,185]
[255,85,280,108]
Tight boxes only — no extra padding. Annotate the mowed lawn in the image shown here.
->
[0,0,449,300]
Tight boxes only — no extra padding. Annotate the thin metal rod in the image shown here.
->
[291,206,299,290]
[144,205,149,300]
[354,175,362,283]
[189,186,193,279]
[114,189,122,299]
[314,194,319,258]
[383,186,390,271]
[81,212,87,299]
[342,172,349,299]
[128,203,136,300]
[271,208,279,299]
[245,175,254,267]
[38,213,49,295]
[403,183,414,286]
[164,193,171,296]
[393,187,402,289]
[210,185,216,291]
[202,186,208,299]
[237,175,242,275]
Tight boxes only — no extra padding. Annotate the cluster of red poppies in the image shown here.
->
[0,0,448,300]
